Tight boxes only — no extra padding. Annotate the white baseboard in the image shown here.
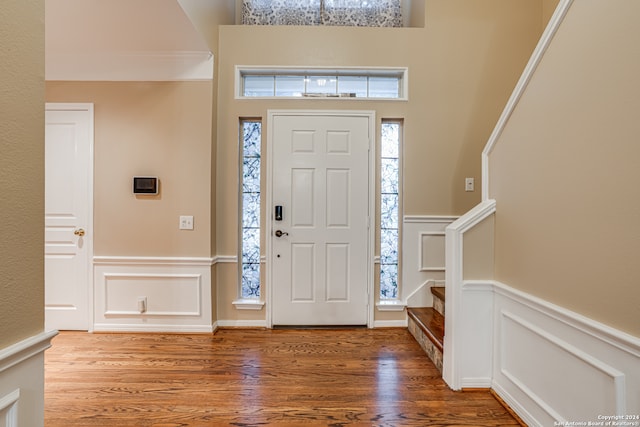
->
[373,320,408,328]
[216,320,268,328]
[92,324,214,333]
[0,331,58,427]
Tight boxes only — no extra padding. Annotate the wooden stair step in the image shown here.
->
[407,307,444,352]
[431,286,445,302]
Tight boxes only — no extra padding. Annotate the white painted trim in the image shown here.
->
[94,259,213,332]
[0,389,20,426]
[235,66,409,101]
[405,279,445,308]
[216,320,268,328]
[92,324,214,333]
[403,215,459,224]
[94,256,215,266]
[46,51,214,81]
[376,301,407,312]
[213,255,238,264]
[232,299,265,310]
[418,231,446,272]
[266,110,376,329]
[490,280,640,426]
[0,331,58,373]
[401,216,454,309]
[501,310,627,416]
[373,320,408,328]
[481,0,574,200]
[493,282,640,357]
[443,200,496,390]
[46,103,95,332]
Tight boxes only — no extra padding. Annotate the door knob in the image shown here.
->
[74,228,85,237]
[274,230,289,237]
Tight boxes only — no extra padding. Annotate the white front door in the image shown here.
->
[45,104,93,331]
[270,112,373,326]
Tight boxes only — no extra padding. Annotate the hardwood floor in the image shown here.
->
[45,329,519,426]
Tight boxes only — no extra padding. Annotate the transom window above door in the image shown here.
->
[237,67,408,100]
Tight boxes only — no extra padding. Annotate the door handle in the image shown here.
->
[74,228,85,237]
[274,230,289,237]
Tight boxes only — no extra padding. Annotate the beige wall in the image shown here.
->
[463,214,494,281]
[0,0,45,347]
[207,0,543,321]
[489,0,640,337]
[542,0,561,27]
[46,81,213,257]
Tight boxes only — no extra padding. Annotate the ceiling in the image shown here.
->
[45,0,216,80]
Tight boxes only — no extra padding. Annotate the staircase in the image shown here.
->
[407,286,445,372]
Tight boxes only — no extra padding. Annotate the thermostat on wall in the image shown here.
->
[133,176,158,195]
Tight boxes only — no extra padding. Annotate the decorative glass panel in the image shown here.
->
[380,121,400,300]
[241,120,262,299]
[241,263,261,299]
[242,0,402,27]
[380,264,398,299]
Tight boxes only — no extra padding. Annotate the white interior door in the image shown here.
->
[270,112,372,326]
[45,104,93,331]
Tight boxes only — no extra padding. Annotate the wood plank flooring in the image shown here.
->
[45,329,519,426]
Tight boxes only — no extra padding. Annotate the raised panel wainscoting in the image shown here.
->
[0,331,57,426]
[401,216,457,308]
[93,257,213,333]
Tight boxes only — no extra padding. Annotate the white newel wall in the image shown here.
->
[0,331,57,426]
[94,257,213,332]
[402,216,457,307]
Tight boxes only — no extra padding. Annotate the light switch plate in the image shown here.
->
[179,215,194,230]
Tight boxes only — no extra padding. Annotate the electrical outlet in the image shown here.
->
[137,296,147,313]
[179,215,194,230]
[465,178,475,192]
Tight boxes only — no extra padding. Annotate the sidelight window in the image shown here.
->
[240,120,262,299]
[380,120,401,299]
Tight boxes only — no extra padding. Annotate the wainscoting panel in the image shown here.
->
[492,282,640,427]
[0,331,57,427]
[94,257,213,332]
[402,216,456,306]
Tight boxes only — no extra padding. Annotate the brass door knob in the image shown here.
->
[74,228,85,237]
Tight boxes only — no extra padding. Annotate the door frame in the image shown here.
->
[45,102,95,331]
[266,110,376,328]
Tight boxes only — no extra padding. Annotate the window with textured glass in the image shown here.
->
[240,120,262,299]
[380,121,401,299]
